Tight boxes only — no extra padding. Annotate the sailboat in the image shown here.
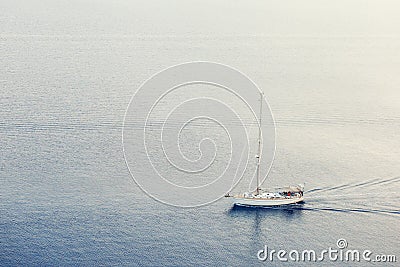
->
[229,93,304,207]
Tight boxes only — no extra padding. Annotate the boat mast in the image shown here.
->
[256,92,263,195]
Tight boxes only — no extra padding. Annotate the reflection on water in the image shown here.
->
[228,203,304,219]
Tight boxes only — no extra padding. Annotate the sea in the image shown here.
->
[1,0,399,266]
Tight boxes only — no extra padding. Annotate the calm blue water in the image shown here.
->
[1,1,400,266]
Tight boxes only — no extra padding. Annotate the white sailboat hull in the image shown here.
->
[233,196,304,207]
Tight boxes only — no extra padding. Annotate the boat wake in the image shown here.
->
[305,176,400,194]
[300,175,400,217]
[230,202,400,217]
[297,206,400,215]
[230,176,400,217]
